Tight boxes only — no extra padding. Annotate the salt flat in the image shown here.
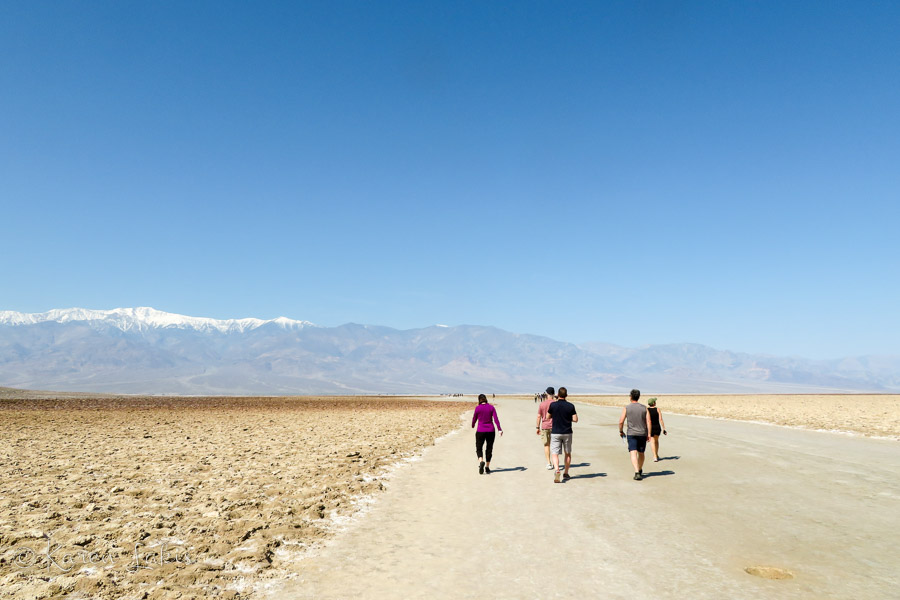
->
[580,393,900,439]
[271,397,900,600]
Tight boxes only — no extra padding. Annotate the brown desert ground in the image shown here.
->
[0,395,469,600]
[2,391,897,599]
[577,393,900,438]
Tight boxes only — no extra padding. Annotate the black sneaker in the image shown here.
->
[485,466,491,475]
[562,473,571,480]
[639,469,643,476]
[634,472,642,481]
[479,462,484,475]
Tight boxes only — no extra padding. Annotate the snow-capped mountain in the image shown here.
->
[0,307,314,334]
[0,307,897,395]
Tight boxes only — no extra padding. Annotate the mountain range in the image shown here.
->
[1,307,897,395]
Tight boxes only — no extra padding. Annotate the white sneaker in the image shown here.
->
[546,464,553,470]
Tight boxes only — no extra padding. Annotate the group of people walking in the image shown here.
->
[537,386,578,482]
[472,388,667,482]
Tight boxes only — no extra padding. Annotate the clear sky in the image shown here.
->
[1,1,898,359]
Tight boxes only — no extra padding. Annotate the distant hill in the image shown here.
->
[1,307,897,394]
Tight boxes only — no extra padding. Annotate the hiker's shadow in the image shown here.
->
[569,462,591,468]
[658,456,680,461]
[569,472,606,480]
[490,466,527,473]
[642,470,675,478]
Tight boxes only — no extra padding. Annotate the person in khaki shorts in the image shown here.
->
[547,387,578,483]
[536,387,556,470]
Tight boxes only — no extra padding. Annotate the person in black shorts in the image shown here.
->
[647,397,667,462]
[618,389,651,480]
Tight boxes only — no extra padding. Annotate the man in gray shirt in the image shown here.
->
[619,389,652,480]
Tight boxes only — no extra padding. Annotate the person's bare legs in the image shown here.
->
[564,452,572,475]
[551,453,560,472]
[543,440,551,465]
[651,435,660,461]
[638,451,645,472]
[630,450,641,472]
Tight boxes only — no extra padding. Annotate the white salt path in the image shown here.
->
[268,398,900,599]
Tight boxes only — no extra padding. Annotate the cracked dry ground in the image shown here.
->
[0,396,470,599]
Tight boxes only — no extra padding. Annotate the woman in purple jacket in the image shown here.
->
[472,393,503,474]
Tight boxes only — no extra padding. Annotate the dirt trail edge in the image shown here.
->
[268,398,899,600]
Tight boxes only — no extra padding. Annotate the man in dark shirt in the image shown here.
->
[547,386,578,483]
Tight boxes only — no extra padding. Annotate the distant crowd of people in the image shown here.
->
[472,388,667,482]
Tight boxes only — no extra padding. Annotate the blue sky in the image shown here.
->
[1,1,898,359]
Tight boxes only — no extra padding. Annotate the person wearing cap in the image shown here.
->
[536,386,556,470]
[547,387,578,483]
[647,397,667,462]
[619,389,652,480]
